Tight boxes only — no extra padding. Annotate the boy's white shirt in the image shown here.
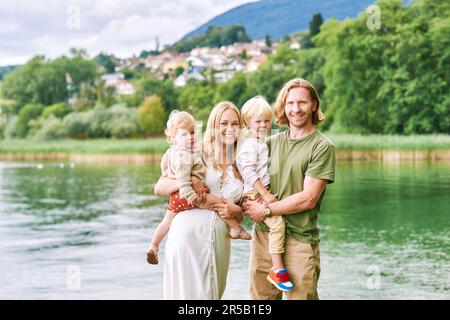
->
[236,137,270,194]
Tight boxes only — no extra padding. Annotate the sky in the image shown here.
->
[0,0,253,66]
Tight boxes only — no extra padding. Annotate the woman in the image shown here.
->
[154,101,246,299]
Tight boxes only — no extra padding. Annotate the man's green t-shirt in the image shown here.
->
[256,129,336,245]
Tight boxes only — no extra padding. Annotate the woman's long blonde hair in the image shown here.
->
[202,101,243,178]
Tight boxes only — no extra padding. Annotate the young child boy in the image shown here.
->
[237,96,294,291]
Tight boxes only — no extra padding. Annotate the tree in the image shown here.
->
[217,72,252,107]
[95,53,118,73]
[240,50,249,60]
[172,25,252,52]
[272,44,299,66]
[301,13,324,49]
[310,13,324,37]
[247,61,297,104]
[178,81,215,111]
[134,77,178,112]
[175,66,185,78]
[315,0,450,134]
[2,50,97,108]
[265,34,272,47]
[138,96,167,135]
[0,65,19,81]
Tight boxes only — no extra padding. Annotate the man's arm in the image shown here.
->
[269,176,328,216]
[245,176,328,222]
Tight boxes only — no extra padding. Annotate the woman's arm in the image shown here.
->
[154,175,206,199]
[154,176,178,196]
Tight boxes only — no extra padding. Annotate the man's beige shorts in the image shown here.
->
[249,229,321,300]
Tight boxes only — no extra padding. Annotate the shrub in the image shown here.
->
[42,103,71,119]
[15,103,44,138]
[102,104,140,138]
[62,111,90,139]
[33,115,67,140]
[3,116,18,139]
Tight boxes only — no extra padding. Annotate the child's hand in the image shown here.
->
[191,195,200,207]
[192,177,206,202]
[262,193,278,204]
[241,198,252,211]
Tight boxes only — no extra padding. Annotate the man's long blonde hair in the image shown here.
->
[274,78,324,127]
[202,101,243,178]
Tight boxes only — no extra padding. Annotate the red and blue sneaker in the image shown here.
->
[267,268,295,291]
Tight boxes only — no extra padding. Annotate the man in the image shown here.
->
[244,78,336,300]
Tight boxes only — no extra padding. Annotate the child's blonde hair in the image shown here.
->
[241,96,273,127]
[165,110,196,143]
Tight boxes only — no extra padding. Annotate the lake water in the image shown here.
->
[0,160,449,300]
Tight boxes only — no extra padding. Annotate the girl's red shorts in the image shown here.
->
[168,191,196,213]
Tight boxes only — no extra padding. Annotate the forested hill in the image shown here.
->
[182,0,377,41]
[0,65,19,80]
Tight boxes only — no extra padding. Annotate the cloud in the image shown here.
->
[0,0,253,65]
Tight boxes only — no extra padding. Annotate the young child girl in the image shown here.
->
[236,96,295,291]
[147,110,251,265]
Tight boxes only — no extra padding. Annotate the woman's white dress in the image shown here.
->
[163,166,243,300]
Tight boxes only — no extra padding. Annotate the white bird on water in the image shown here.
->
[36,164,44,169]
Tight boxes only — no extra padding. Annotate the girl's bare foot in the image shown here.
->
[146,245,159,265]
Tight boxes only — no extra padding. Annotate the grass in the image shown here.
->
[0,135,450,155]
[328,134,450,151]
[0,138,169,154]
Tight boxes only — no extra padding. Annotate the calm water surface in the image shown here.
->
[0,160,448,299]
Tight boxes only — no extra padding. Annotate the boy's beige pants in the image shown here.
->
[249,229,321,300]
[243,190,285,254]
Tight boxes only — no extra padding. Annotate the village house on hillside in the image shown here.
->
[101,72,135,95]
[289,40,301,50]
[145,51,189,73]
[246,54,268,73]
[173,40,275,86]
[116,54,142,71]
[174,68,206,87]
[113,40,277,87]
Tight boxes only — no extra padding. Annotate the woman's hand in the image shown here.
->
[210,197,238,220]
